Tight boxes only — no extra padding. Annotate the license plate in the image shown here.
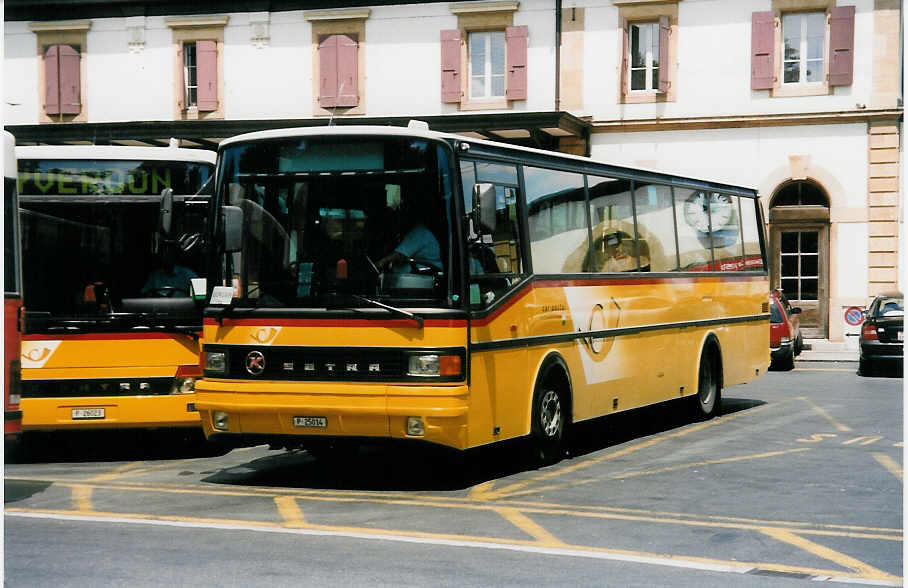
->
[293,416,327,428]
[72,408,105,420]
[898,331,904,341]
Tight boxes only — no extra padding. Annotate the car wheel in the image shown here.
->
[693,348,721,419]
[530,374,567,466]
[781,351,795,371]
[858,357,873,377]
[794,335,803,357]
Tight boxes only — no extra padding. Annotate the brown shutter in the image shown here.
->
[751,11,775,90]
[319,34,338,108]
[620,18,629,96]
[177,43,185,110]
[657,15,670,93]
[829,5,855,87]
[44,45,61,115]
[196,40,218,111]
[440,29,462,103]
[336,34,358,107]
[505,25,528,100]
[58,45,81,114]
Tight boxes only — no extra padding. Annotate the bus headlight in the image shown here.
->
[205,352,227,374]
[172,377,196,394]
[213,411,229,431]
[406,417,425,436]
[407,354,462,377]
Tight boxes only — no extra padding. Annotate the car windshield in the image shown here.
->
[216,135,457,308]
[874,297,904,317]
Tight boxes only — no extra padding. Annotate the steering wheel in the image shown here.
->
[150,286,188,298]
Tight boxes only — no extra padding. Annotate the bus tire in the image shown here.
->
[530,366,568,466]
[693,345,721,420]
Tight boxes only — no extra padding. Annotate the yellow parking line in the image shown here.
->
[798,396,852,432]
[467,481,496,501]
[873,453,903,482]
[71,485,93,513]
[274,496,307,528]
[86,461,146,483]
[762,528,901,583]
[494,507,565,546]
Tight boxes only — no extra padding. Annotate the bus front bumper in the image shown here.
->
[194,379,470,451]
[20,394,201,430]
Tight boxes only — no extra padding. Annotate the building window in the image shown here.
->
[469,31,506,99]
[44,44,82,116]
[166,15,227,120]
[629,23,660,92]
[782,12,825,84]
[183,42,198,107]
[29,20,91,123]
[318,33,359,108]
[305,8,369,116]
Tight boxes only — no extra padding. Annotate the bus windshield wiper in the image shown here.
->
[350,294,424,329]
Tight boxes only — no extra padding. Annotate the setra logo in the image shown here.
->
[245,350,266,376]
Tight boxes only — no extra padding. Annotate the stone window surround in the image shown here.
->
[29,20,91,123]
[166,15,228,121]
[615,0,679,104]
[770,0,836,98]
[306,8,370,117]
[451,1,519,111]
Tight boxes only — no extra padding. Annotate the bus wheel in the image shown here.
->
[531,377,566,466]
[693,348,721,420]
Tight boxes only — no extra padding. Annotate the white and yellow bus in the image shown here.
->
[16,145,215,434]
[196,125,768,462]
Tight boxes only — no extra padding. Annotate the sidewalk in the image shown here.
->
[796,338,858,363]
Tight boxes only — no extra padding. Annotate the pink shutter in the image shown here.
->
[828,5,855,87]
[336,34,358,107]
[44,45,61,115]
[657,15,670,93]
[196,40,218,111]
[59,45,81,114]
[440,29,462,103]
[751,11,775,90]
[319,35,339,108]
[177,44,185,110]
[620,18,629,96]
[505,25,528,100]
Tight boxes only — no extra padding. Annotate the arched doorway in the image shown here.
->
[768,180,830,339]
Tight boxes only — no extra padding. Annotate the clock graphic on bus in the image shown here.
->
[683,192,736,233]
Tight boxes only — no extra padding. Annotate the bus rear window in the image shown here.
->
[18,159,214,196]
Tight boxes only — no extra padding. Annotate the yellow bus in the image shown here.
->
[196,125,768,462]
[17,145,215,434]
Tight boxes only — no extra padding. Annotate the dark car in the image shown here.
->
[859,292,904,376]
[770,292,801,370]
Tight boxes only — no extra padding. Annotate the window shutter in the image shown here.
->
[751,11,775,90]
[319,35,339,108]
[336,34,358,107]
[440,29,462,103]
[620,18,629,96]
[657,15,670,93]
[505,25,528,100]
[44,45,61,115]
[177,44,184,110]
[828,5,855,87]
[58,45,81,114]
[196,40,218,112]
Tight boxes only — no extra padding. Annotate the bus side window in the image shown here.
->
[585,176,638,273]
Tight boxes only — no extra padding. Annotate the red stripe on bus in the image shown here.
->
[21,332,199,341]
[203,318,468,328]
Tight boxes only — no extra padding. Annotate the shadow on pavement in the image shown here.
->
[203,396,767,493]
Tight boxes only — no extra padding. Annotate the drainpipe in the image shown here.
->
[555,0,562,112]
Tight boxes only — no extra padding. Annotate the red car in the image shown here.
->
[770,292,801,370]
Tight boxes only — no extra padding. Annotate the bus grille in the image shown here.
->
[22,378,176,398]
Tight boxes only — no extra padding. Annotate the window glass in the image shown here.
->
[710,194,744,271]
[469,31,506,99]
[18,159,214,197]
[632,182,677,272]
[460,159,524,308]
[675,189,713,271]
[739,197,765,271]
[184,42,198,107]
[782,12,825,84]
[525,167,587,273]
[4,179,19,294]
[586,176,638,272]
[630,23,660,91]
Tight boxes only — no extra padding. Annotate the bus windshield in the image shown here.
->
[217,135,456,308]
[18,159,213,196]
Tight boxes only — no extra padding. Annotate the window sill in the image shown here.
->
[621,90,670,104]
[771,82,830,98]
[460,97,509,111]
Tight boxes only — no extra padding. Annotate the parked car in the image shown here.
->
[773,288,803,356]
[859,292,904,376]
[770,291,801,371]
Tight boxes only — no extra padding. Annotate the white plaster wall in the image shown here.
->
[4,21,39,124]
[836,222,868,299]
[576,0,875,121]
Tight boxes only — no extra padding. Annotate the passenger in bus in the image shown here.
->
[587,231,649,273]
[141,243,197,297]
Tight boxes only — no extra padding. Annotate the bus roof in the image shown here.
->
[15,144,216,165]
[4,131,15,180]
[216,124,757,195]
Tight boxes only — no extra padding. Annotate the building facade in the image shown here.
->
[4,0,903,341]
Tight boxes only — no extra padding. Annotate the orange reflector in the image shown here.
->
[176,364,203,378]
[440,355,462,376]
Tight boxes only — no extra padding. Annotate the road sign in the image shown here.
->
[844,306,864,326]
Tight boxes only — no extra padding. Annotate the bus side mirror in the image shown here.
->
[222,205,244,252]
[158,188,174,238]
[472,183,497,233]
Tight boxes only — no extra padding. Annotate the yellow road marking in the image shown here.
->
[761,528,901,582]
[274,496,307,528]
[467,481,496,501]
[798,396,852,432]
[797,433,838,443]
[843,436,883,446]
[796,368,856,372]
[494,507,565,546]
[6,507,897,584]
[86,461,146,483]
[71,485,93,512]
[873,453,903,482]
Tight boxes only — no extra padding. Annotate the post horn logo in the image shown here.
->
[245,350,266,376]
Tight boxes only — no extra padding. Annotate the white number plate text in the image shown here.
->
[293,416,327,428]
[898,331,903,341]
[72,408,105,420]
